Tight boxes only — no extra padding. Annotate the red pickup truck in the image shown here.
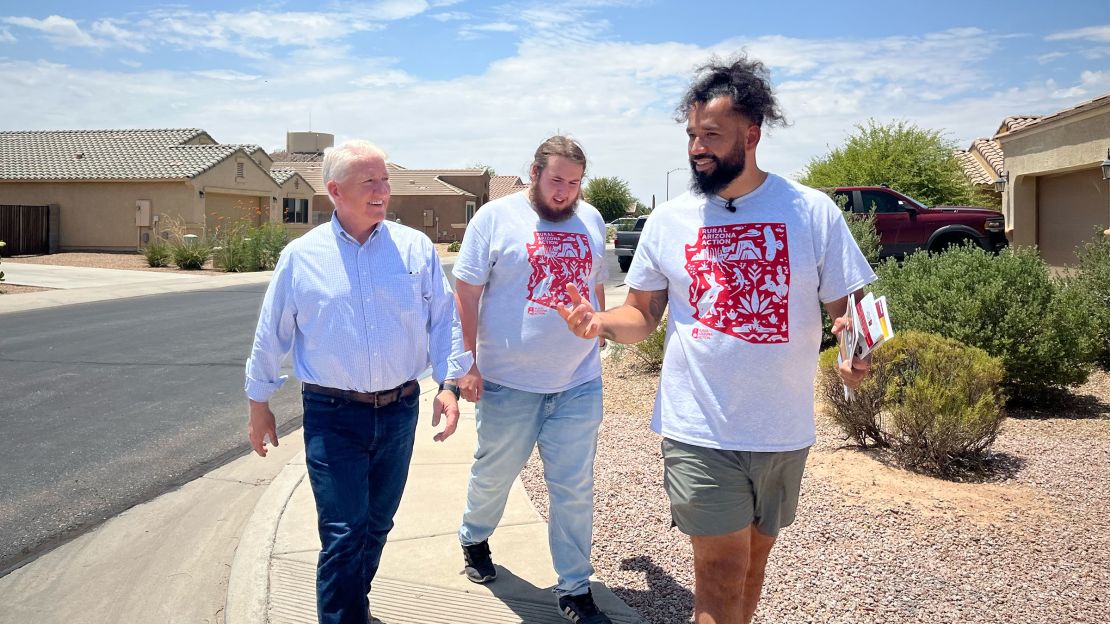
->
[613,186,1006,272]
[830,186,1006,259]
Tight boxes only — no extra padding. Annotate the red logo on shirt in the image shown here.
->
[526,231,593,310]
[684,223,789,343]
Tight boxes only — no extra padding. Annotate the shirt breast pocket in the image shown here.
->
[390,272,425,309]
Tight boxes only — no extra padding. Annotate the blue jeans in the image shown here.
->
[302,388,420,624]
[459,376,603,597]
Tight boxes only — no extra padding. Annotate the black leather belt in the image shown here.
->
[302,380,419,408]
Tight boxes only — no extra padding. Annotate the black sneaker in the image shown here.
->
[558,589,612,624]
[462,540,497,583]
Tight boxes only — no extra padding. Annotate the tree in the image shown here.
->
[799,120,975,207]
[582,176,635,222]
[468,162,496,176]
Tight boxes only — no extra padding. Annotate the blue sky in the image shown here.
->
[1,0,1108,204]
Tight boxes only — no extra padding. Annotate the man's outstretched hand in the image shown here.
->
[557,283,602,339]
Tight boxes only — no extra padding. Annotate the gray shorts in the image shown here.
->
[662,438,810,537]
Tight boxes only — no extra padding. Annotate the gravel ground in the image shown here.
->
[0,283,49,294]
[521,354,1110,624]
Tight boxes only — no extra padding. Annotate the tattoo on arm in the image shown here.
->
[646,290,668,328]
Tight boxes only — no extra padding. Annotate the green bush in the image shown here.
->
[212,222,290,272]
[818,331,1006,477]
[605,224,617,244]
[1072,231,1110,368]
[873,245,1102,404]
[171,236,211,270]
[142,237,172,267]
[447,240,462,253]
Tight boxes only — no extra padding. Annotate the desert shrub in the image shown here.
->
[1072,231,1110,368]
[252,222,289,270]
[873,245,1102,404]
[171,236,211,270]
[817,346,891,448]
[605,224,617,244]
[818,331,1006,477]
[142,237,172,267]
[212,222,289,272]
[882,332,1006,476]
[447,240,462,253]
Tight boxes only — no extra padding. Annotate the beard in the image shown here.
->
[531,189,579,222]
[690,148,746,197]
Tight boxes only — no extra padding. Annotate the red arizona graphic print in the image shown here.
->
[526,231,593,310]
[684,223,789,343]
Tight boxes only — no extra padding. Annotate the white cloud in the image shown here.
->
[0,23,1104,204]
[430,11,470,22]
[3,15,104,48]
[0,27,14,43]
[459,21,519,38]
[1046,25,1110,43]
[193,69,260,81]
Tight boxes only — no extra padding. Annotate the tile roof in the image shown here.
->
[270,168,302,186]
[272,161,478,197]
[971,138,1004,176]
[996,93,1110,138]
[0,128,251,181]
[996,116,1043,135]
[955,149,995,186]
[489,175,529,200]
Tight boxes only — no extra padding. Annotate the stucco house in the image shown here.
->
[0,128,315,253]
[996,95,1110,266]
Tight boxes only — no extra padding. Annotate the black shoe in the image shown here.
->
[558,589,612,624]
[462,540,497,583]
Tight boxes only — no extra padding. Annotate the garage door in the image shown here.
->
[205,194,264,235]
[1037,168,1108,267]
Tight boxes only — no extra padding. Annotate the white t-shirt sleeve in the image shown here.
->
[452,208,494,286]
[625,213,669,292]
[816,198,877,303]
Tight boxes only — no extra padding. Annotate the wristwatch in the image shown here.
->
[439,381,461,400]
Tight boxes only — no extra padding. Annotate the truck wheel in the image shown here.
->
[930,235,975,254]
[618,256,632,272]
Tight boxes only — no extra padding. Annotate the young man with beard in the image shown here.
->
[558,57,876,624]
[446,136,613,624]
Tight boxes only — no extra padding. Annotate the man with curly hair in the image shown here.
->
[558,56,876,624]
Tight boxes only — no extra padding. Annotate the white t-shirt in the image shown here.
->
[626,174,876,451]
[452,191,609,393]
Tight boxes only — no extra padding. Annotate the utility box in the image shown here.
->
[135,200,151,227]
[423,210,434,227]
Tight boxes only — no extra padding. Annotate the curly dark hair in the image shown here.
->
[675,54,787,128]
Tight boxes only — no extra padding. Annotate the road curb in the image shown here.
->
[224,453,307,624]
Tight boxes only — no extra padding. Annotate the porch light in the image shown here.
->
[1101,148,1110,180]
[993,171,1008,193]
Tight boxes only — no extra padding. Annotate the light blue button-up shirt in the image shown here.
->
[245,216,458,402]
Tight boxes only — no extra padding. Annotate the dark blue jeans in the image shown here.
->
[302,388,420,624]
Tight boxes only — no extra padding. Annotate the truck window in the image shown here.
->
[859,190,902,214]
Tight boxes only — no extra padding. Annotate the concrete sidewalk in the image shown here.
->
[0,263,276,314]
[226,378,644,624]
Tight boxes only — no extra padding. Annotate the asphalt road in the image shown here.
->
[0,282,303,575]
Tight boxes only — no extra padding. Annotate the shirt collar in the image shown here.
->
[330,214,385,246]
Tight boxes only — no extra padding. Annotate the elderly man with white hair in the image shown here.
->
[245,140,462,624]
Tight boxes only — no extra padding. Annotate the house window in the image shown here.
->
[283,198,309,223]
[466,201,476,222]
